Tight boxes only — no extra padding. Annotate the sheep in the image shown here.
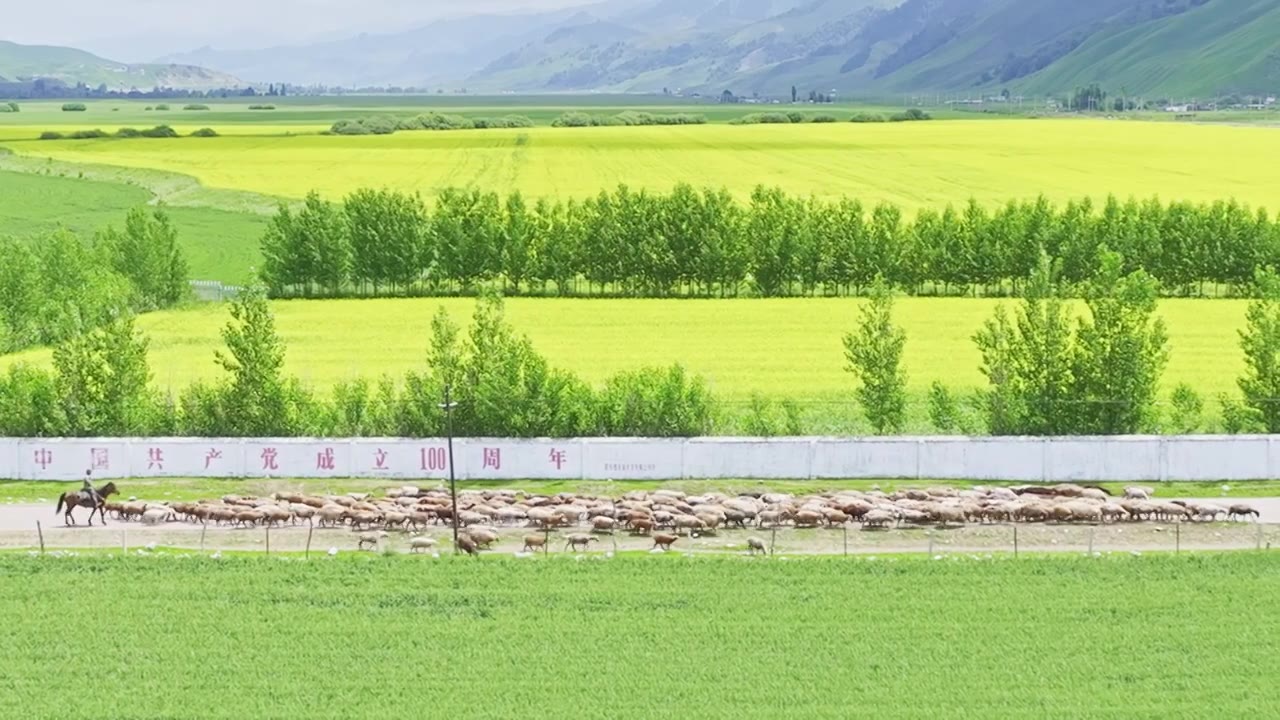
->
[316,506,346,528]
[747,537,768,555]
[564,533,598,552]
[234,509,265,527]
[1123,486,1153,500]
[455,535,480,555]
[409,536,437,553]
[141,507,170,526]
[793,510,825,528]
[591,516,617,533]
[673,514,706,535]
[934,506,966,527]
[467,528,500,549]
[629,518,655,535]
[357,531,388,551]
[1099,503,1130,523]
[861,509,894,529]
[1228,504,1261,522]
[522,534,548,552]
[652,533,679,551]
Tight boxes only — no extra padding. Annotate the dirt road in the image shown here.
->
[4,498,1277,556]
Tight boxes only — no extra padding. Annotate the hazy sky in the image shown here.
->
[4,0,593,60]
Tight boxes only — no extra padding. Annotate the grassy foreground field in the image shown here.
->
[1,553,1276,718]
[0,296,1250,404]
[3,119,1278,209]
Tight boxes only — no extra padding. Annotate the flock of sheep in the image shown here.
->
[99,482,1264,554]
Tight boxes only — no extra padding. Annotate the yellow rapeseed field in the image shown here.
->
[0,297,1249,400]
[4,119,1279,208]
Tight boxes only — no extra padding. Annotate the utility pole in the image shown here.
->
[440,385,460,553]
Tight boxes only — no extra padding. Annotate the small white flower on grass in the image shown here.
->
[430,552,440,559]
[327,547,338,557]
[210,551,222,560]
[604,551,614,559]
[1130,550,1142,557]
[1221,485,1230,494]
[144,542,157,552]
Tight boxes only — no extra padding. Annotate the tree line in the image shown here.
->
[0,290,714,439]
[260,185,1279,299]
[0,208,189,353]
[7,257,1280,439]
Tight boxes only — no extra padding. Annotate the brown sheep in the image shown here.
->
[456,535,480,556]
[652,533,679,551]
[793,510,825,528]
[861,509,894,529]
[591,516,617,533]
[673,514,706,535]
[522,534,548,553]
[467,528,500,549]
[934,506,966,527]
[629,518,655,535]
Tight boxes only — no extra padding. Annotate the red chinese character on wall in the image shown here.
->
[147,448,164,470]
[316,447,336,471]
[261,448,279,471]
[374,449,389,470]
[483,447,501,470]
[549,449,566,470]
[33,448,53,470]
[90,448,109,471]
[204,449,223,469]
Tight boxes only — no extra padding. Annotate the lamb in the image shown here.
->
[652,532,679,551]
[1228,504,1261,522]
[357,531,388,551]
[747,537,768,555]
[522,534,548,553]
[409,536,437,553]
[564,533,598,552]
[456,535,480,556]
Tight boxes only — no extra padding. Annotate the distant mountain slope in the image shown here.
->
[159,8,604,87]
[147,0,1278,97]
[464,0,1279,97]
[0,40,240,90]
[1014,0,1280,97]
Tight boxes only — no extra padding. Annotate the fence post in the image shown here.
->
[1257,522,1263,551]
[927,530,934,557]
[305,525,314,559]
[1175,521,1180,554]
[121,528,127,555]
[770,526,777,556]
[1088,526,1094,556]
[36,521,44,555]
[843,524,848,557]
[200,523,207,553]
[265,524,271,556]
[1013,524,1018,558]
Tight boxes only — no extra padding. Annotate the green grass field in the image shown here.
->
[0,296,1250,411]
[1,553,1276,718]
[3,118,1277,209]
[0,169,266,284]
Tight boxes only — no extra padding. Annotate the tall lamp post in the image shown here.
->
[440,385,460,553]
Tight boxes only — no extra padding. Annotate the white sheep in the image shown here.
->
[409,536,437,553]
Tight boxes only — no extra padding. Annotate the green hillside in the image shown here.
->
[1014,0,1280,97]
[0,40,241,91]
[462,0,1279,99]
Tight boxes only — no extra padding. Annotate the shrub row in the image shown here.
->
[329,113,534,135]
[38,125,207,140]
[550,111,707,127]
[0,102,18,113]
[259,185,1279,298]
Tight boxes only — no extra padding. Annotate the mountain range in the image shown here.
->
[8,0,1279,97]
[0,40,240,91]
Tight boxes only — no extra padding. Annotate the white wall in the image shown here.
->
[3,436,1277,483]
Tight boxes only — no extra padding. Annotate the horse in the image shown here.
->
[54,482,119,527]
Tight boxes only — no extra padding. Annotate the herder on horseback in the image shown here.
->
[54,470,118,527]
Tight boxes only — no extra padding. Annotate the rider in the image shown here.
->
[81,469,101,507]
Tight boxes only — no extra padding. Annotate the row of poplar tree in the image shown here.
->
[0,209,189,353]
[0,289,716,439]
[258,185,1278,298]
[846,253,1280,437]
[9,253,1280,438]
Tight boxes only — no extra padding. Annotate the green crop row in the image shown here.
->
[1,553,1277,718]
